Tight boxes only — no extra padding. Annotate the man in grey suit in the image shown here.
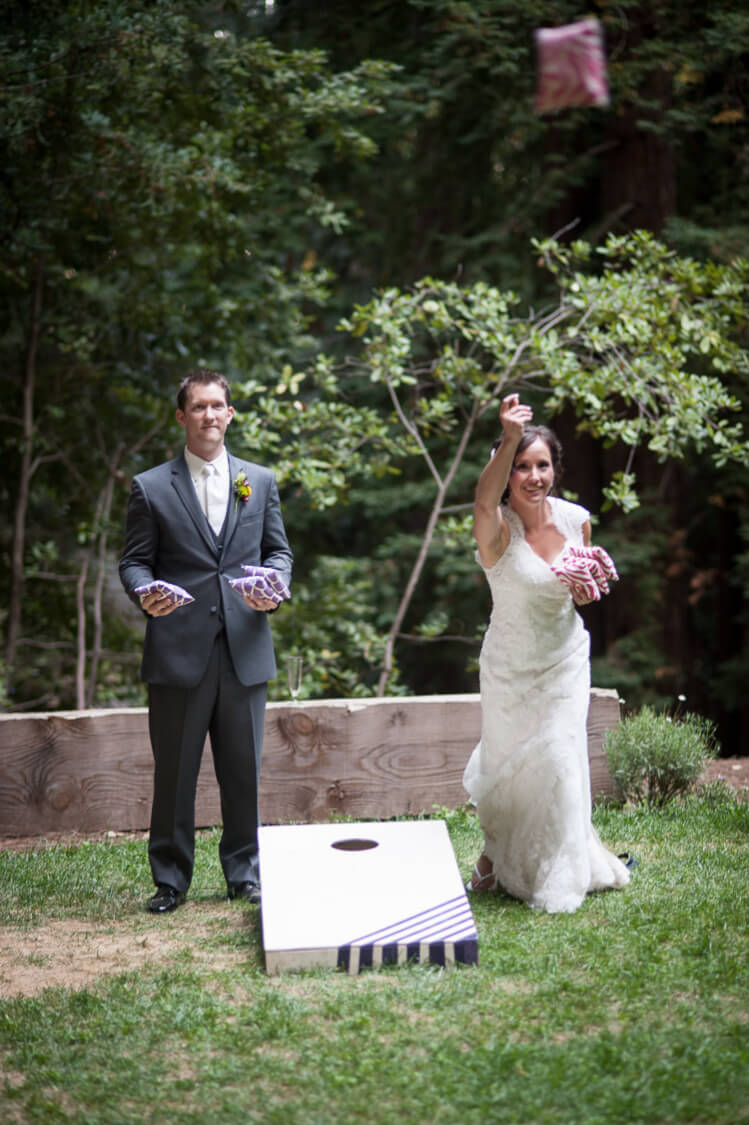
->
[119,369,292,913]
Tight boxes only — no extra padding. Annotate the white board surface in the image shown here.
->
[259,820,478,974]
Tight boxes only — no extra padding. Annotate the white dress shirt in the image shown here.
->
[184,447,230,536]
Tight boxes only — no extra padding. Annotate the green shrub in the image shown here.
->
[604,705,719,807]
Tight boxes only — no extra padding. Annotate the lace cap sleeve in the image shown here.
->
[550,497,591,544]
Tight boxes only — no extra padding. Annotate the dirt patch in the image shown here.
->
[0,903,258,998]
[702,757,749,791]
[0,829,151,853]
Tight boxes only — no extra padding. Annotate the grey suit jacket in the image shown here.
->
[119,450,292,688]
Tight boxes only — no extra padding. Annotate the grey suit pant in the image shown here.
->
[147,632,266,893]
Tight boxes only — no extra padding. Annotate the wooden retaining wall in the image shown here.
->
[0,690,620,837]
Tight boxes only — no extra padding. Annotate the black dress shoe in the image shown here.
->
[227,881,261,905]
[148,884,186,913]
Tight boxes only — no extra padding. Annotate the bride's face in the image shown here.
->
[509,438,555,506]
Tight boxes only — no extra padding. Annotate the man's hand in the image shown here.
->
[139,590,182,617]
[135,580,194,616]
[241,593,279,613]
[228,566,290,611]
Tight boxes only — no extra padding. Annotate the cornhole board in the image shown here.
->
[259,820,478,975]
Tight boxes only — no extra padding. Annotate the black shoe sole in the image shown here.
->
[147,892,186,913]
[227,885,261,905]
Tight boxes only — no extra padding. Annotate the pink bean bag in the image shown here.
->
[534,18,609,113]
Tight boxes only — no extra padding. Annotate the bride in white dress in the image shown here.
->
[463,394,630,914]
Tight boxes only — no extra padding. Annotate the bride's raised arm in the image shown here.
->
[473,393,533,568]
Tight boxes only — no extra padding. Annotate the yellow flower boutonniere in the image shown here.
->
[233,471,252,512]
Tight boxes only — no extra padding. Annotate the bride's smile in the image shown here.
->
[509,438,555,506]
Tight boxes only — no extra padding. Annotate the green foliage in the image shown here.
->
[319,236,748,691]
[233,363,407,511]
[2,0,748,737]
[604,705,719,807]
[272,0,749,294]
[261,0,749,727]
[0,0,395,708]
[1,1,397,375]
[332,235,749,512]
[536,233,749,500]
[267,554,407,700]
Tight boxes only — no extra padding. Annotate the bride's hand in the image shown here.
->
[499,393,533,442]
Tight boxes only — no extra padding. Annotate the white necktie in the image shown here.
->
[201,463,225,535]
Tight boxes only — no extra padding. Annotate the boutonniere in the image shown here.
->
[233,471,252,512]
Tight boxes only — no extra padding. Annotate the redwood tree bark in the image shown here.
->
[600,67,676,235]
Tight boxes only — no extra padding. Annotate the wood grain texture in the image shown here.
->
[0,691,619,835]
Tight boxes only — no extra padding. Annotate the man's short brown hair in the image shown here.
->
[177,369,232,412]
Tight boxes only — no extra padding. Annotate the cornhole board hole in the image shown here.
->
[259,820,478,975]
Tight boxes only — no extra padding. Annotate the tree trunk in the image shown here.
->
[75,555,90,711]
[600,69,676,235]
[86,447,123,708]
[6,257,44,684]
[599,4,676,236]
[377,411,477,696]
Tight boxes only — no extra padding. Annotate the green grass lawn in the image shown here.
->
[0,791,747,1125]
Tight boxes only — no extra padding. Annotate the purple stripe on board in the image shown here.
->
[344,896,477,946]
[345,921,476,945]
[346,920,476,946]
[368,912,476,945]
[346,894,467,942]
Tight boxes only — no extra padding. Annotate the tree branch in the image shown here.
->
[386,379,443,487]
[377,403,479,695]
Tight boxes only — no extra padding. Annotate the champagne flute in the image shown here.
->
[287,655,303,702]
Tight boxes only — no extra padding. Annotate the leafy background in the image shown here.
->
[2,0,748,755]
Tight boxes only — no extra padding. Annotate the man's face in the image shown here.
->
[176,381,234,460]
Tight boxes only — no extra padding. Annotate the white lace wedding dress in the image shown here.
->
[463,497,630,914]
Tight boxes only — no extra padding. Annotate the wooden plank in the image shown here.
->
[261,695,482,823]
[586,688,622,799]
[0,710,157,836]
[0,691,618,836]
